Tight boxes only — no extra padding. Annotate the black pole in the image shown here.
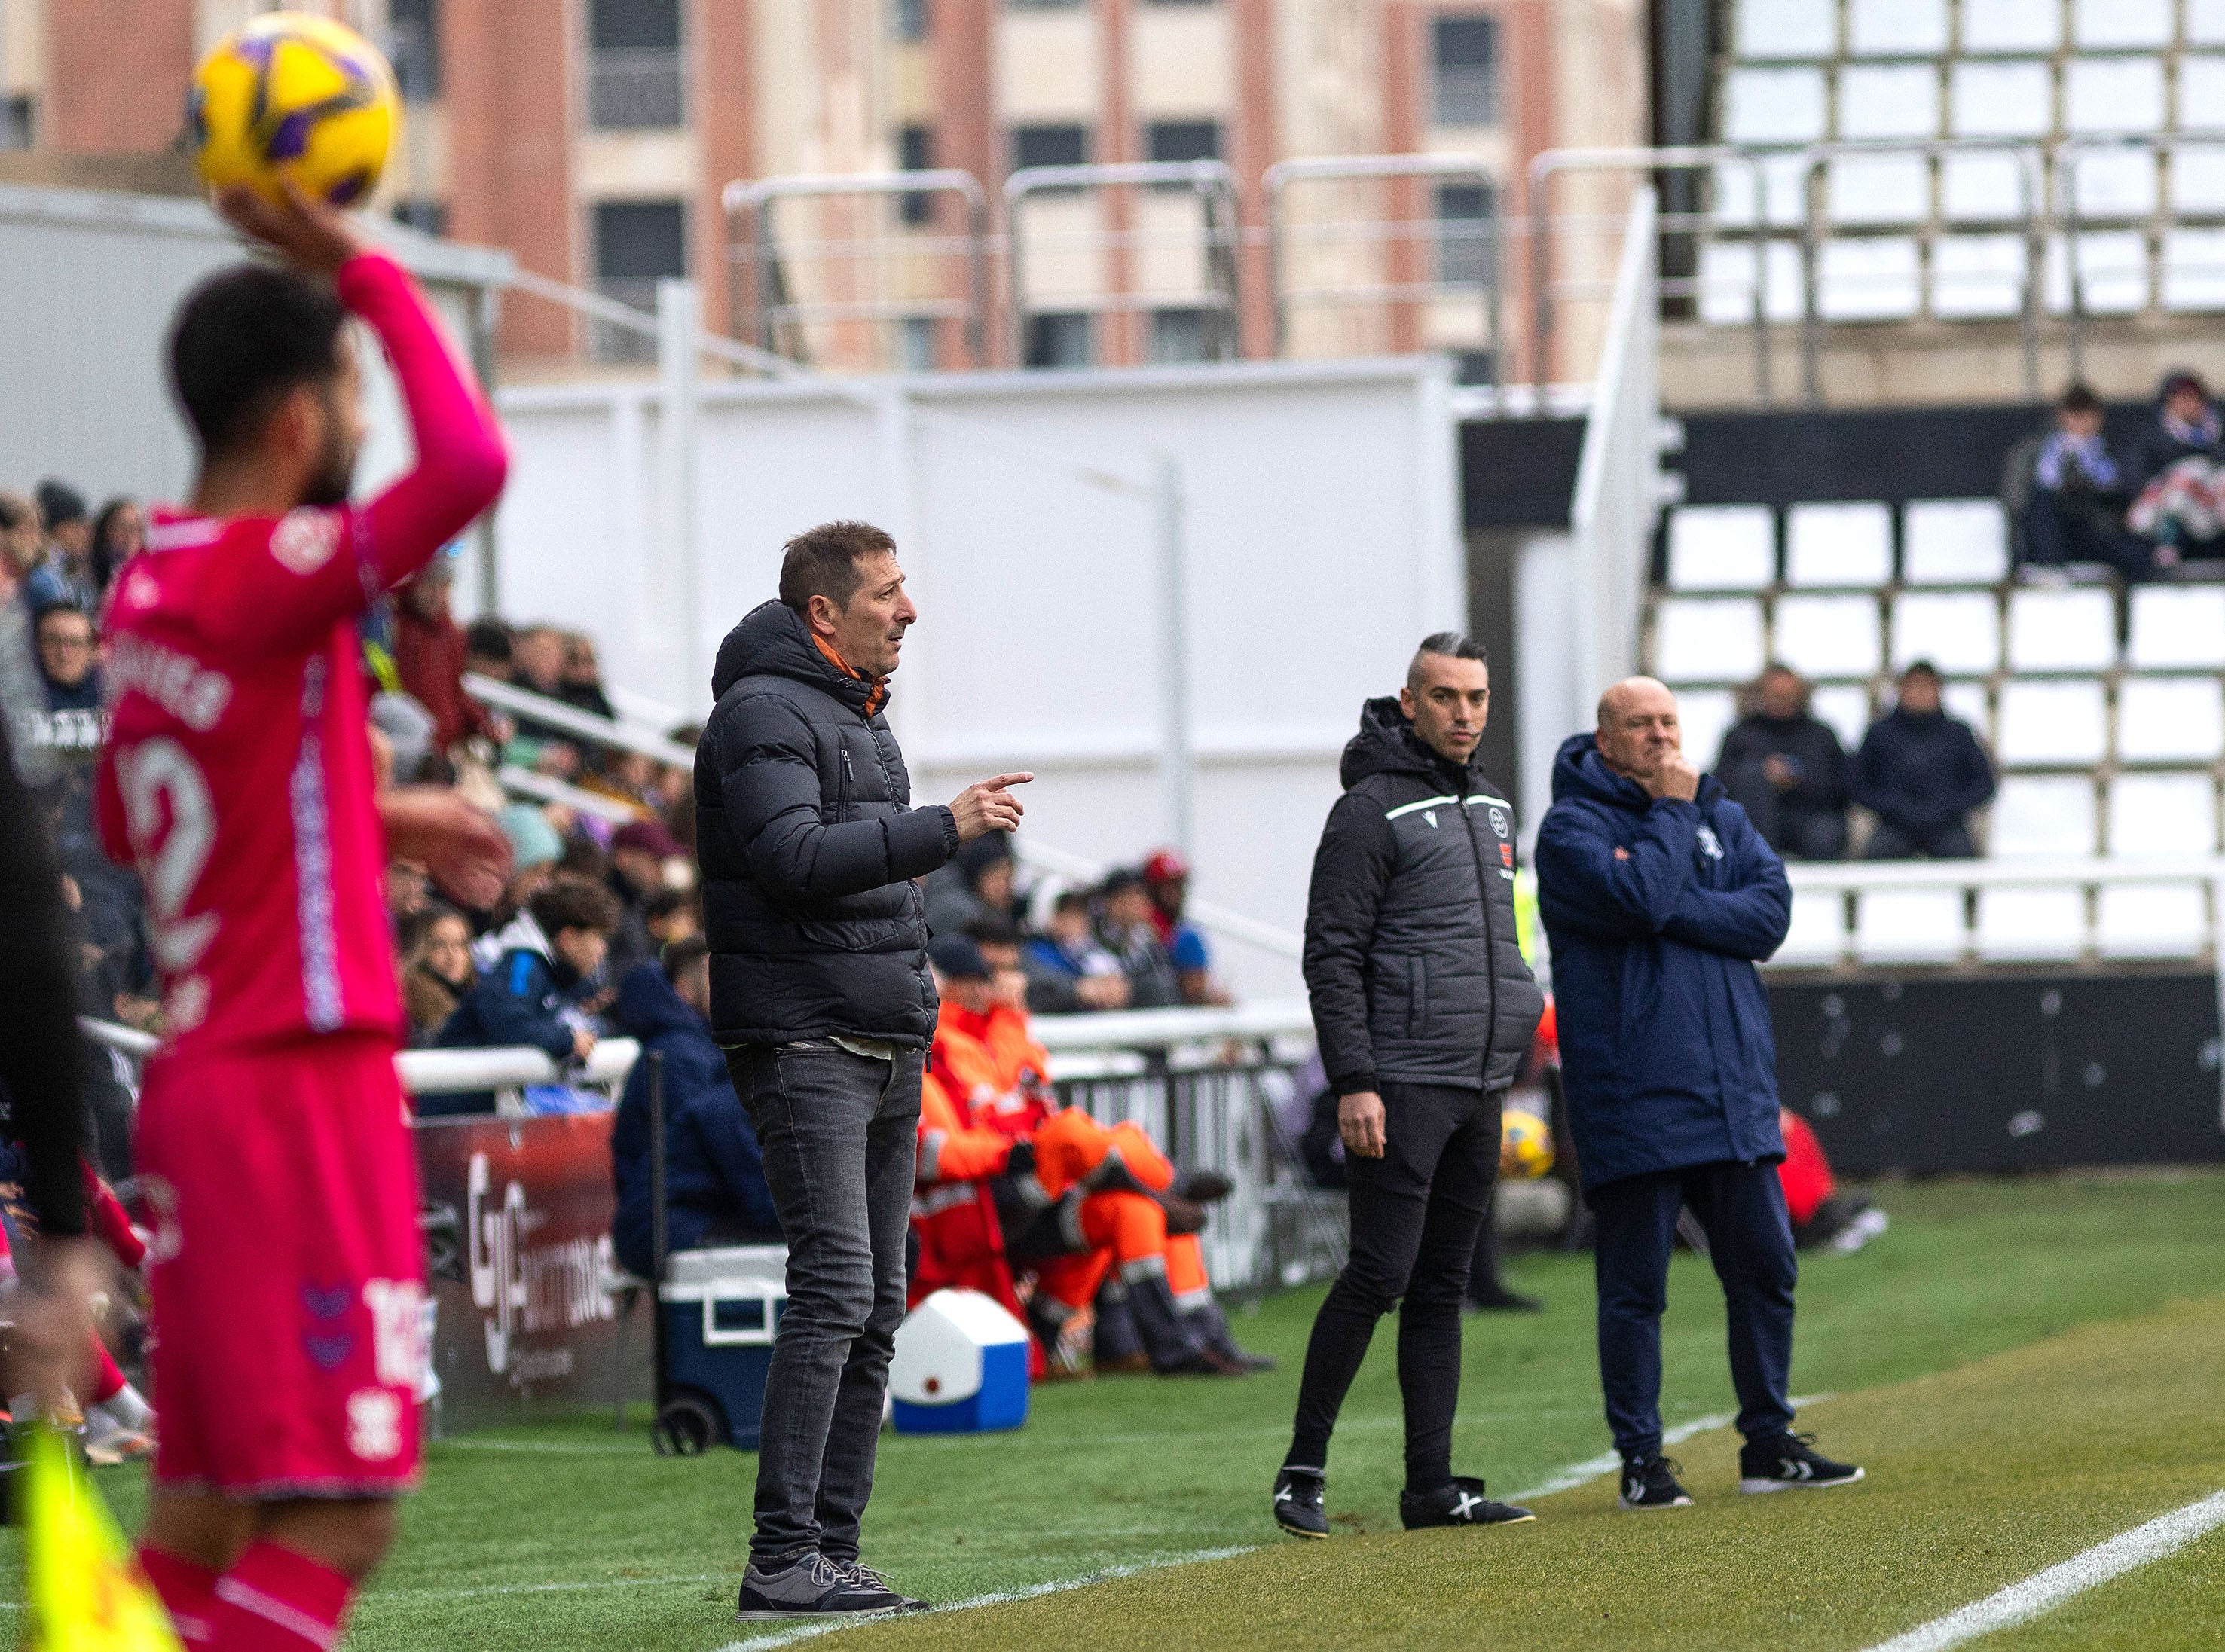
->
[647,1052,668,1413]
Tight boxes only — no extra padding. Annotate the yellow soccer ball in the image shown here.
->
[1500,1109,1554,1180]
[189,12,398,209]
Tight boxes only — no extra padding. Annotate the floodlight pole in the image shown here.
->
[657,279,704,713]
[1156,451,1194,858]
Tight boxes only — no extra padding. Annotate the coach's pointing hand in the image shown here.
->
[949,773,1032,842]
[1338,1090,1386,1159]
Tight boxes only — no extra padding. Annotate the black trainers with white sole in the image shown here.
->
[1738,1433,1864,1493]
[1273,1466,1328,1538]
[1618,1455,1695,1511]
[1400,1475,1535,1530]
[735,1551,921,1620]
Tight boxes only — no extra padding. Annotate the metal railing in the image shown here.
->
[79,1017,643,1097]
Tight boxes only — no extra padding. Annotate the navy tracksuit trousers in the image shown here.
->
[1590,1159,1798,1462]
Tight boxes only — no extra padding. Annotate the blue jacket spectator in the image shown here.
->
[430,876,620,1116]
[610,943,781,1278]
[1536,728,1792,1193]
[2019,383,2155,581]
[1850,663,1996,860]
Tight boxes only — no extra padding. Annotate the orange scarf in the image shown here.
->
[811,632,888,716]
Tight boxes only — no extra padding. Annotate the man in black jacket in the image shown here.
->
[1851,661,1995,860]
[695,520,1028,1621]
[1715,664,1848,860]
[1273,632,1545,1541]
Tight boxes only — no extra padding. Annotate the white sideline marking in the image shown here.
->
[716,1548,1256,1649]
[1860,1489,2225,1652]
[1504,1392,1834,1502]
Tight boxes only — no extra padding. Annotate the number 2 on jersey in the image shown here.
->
[116,737,220,972]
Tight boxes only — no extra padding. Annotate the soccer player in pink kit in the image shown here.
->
[93,184,510,1650]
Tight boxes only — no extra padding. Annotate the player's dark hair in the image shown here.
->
[661,933,711,983]
[779,520,896,614]
[167,264,350,460]
[528,875,622,941]
[1408,631,1489,689]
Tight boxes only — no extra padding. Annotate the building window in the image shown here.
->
[1435,182,1496,287]
[890,0,928,41]
[899,125,935,226]
[388,0,440,102]
[393,198,448,237]
[902,317,938,373]
[1432,14,1500,127]
[1145,120,1221,165]
[1009,0,1086,10]
[1,96,32,151]
[590,0,684,130]
[1148,308,1210,363]
[594,198,687,359]
[1025,313,1093,368]
[1011,124,1090,174]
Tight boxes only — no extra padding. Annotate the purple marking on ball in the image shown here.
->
[329,171,371,206]
[267,111,313,160]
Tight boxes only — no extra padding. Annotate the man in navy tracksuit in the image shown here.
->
[1536,677,1863,1511]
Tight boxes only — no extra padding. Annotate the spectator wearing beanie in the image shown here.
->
[25,481,96,615]
[605,817,682,981]
[1851,662,1996,860]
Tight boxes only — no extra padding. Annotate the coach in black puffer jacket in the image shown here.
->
[695,597,957,1046]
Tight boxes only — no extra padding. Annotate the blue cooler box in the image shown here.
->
[888,1289,1031,1434]
[659,1245,787,1449]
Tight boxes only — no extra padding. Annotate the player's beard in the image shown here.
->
[304,399,358,509]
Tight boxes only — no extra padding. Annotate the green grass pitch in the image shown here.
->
[38,1169,2225,1650]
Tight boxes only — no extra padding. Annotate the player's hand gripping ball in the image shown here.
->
[1500,1109,1554,1180]
[189,12,399,209]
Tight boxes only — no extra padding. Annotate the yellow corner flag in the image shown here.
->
[20,1427,182,1652]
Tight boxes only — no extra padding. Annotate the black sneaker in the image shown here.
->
[735,1551,916,1620]
[1273,1466,1328,1539]
[831,1560,927,1613]
[1618,1455,1695,1511]
[1401,1475,1536,1529]
[1738,1432,1864,1494]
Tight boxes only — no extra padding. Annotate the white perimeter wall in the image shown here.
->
[490,359,1466,999]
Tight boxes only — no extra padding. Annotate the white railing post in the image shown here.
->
[657,278,704,713]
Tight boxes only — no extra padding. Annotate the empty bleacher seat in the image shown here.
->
[2117,676,2225,763]
[1786,502,1893,586]
[1962,0,2061,53]
[1995,679,2109,767]
[2172,145,2225,213]
[2072,0,2172,50]
[1774,886,1849,966]
[2096,882,2209,957]
[1848,0,1947,56]
[1775,594,1886,679]
[1819,237,1923,320]
[1678,687,1741,772]
[1734,0,1835,58]
[1930,234,2029,318]
[1667,505,1775,590]
[2065,58,2168,136]
[1890,590,2002,673]
[2046,231,2150,314]
[1942,152,2034,221]
[2126,586,2225,668]
[1828,156,1932,225]
[2107,773,2219,855]
[2162,230,2225,312]
[1698,239,1806,324]
[1903,499,2009,584]
[1723,67,1829,145]
[1975,887,2086,961]
[1942,679,1994,742]
[1989,775,2100,857]
[2006,588,2117,672]
[1838,63,1941,139]
[1813,683,1875,749]
[1950,60,2055,139]
[2065,149,2159,219]
[1653,597,1766,683]
[2178,57,2225,131]
[1854,887,1965,963]
[2196,0,2225,47]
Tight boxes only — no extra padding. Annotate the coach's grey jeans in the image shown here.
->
[726,1040,919,1566]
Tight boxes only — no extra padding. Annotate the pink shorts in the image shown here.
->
[136,1033,423,1499]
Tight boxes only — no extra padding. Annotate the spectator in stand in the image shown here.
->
[604,818,682,982]
[610,936,781,1279]
[23,481,96,614]
[397,902,475,1047]
[559,631,618,721]
[432,875,619,1116]
[1023,887,1130,1013]
[1098,869,1180,1009]
[2126,370,2224,493]
[0,493,41,604]
[2013,384,2156,582]
[2125,371,2225,562]
[1714,664,1848,861]
[645,887,701,949]
[88,497,145,600]
[1142,848,1229,1006]
[28,603,106,766]
[472,803,566,967]
[506,624,583,775]
[393,552,494,752]
[924,832,1016,939]
[1851,661,1995,860]
[465,618,515,683]
[385,858,428,925]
